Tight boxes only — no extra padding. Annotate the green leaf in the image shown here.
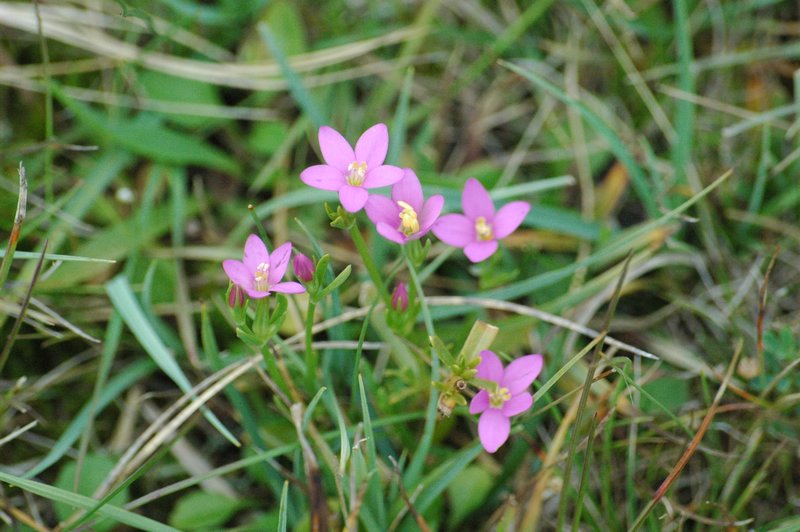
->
[640,377,689,415]
[54,454,130,532]
[139,70,222,128]
[51,83,239,173]
[168,491,243,530]
[446,465,493,526]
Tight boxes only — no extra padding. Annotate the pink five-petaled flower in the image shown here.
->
[365,169,444,244]
[432,178,530,263]
[469,350,543,453]
[223,235,306,299]
[300,123,404,213]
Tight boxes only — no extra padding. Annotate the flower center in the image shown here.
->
[254,262,270,292]
[397,201,420,236]
[475,216,494,241]
[346,161,368,186]
[489,386,512,409]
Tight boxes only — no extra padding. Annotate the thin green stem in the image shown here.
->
[33,0,54,203]
[402,247,439,488]
[349,223,390,304]
[304,300,318,390]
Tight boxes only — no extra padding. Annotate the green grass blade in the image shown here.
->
[23,359,155,478]
[500,59,657,217]
[105,275,240,447]
[0,470,178,532]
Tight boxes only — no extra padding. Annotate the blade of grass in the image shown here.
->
[479,168,733,302]
[105,275,240,447]
[630,339,744,531]
[571,413,598,531]
[257,23,325,128]
[0,240,47,375]
[387,67,414,166]
[23,359,155,478]
[0,471,178,532]
[0,162,27,290]
[278,481,289,532]
[556,252,633,530]
[500,59,656,217]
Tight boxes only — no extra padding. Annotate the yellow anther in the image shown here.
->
[254,262,270,292]
[475,216,494,241]
[489,386,512,408]
[397,200,420,236]
[346,161,368,186]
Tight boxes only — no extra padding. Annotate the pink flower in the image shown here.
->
[300,123,404,213]
[469,350,543,453]
[391,282,409,311]
[431,178,530,263]
[364,169,444,244]
[223,235,306,299]
[292,252,314,283]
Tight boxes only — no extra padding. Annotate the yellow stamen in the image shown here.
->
[254,262,270,292]
[475,216,493,240]
[397,200,420,236]
[489,386,511,408]
[346,161,368,186]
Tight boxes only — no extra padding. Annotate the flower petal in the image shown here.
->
[462,178,495,220]
[300,165,346,191]
[318,126,355,172]
[354,123,388,169]
[376,222,407,245]
[242,234,269,273]
[464,240,498,263]
[469,390,490,414]
[391,169,424,212]
[418,194,444,234]
[365,194,400,228]
[270,281,306,294]
[339,185,369,212]
[268,242,292,285]
[431,214,474,247]
[363,165,403,188]
[222,260,253,290]
[493,201,531,239]
[475,350,503,383]
[502,392,533,417]
[478,409,510,454]
[501,354,544,394]
[244,287,270,299]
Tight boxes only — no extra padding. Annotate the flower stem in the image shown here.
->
[349,223,390,304]
[304,299,318,390]
[402,246,439,487]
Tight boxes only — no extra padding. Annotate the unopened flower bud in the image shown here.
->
[391,282,409,311]
[292,252,314,283]
[228,284,246,308]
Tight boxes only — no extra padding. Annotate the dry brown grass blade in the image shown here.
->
[0,239,46,375]
[0,2,421,89]
[290,404,330,532]
[630,339,744,531]
[0,163,27,291]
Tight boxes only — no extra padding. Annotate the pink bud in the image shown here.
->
[228,284,246,308]
[391,282,408,311]
[292,252,314,282]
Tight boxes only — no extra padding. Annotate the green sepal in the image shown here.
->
[326,202,356,230]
